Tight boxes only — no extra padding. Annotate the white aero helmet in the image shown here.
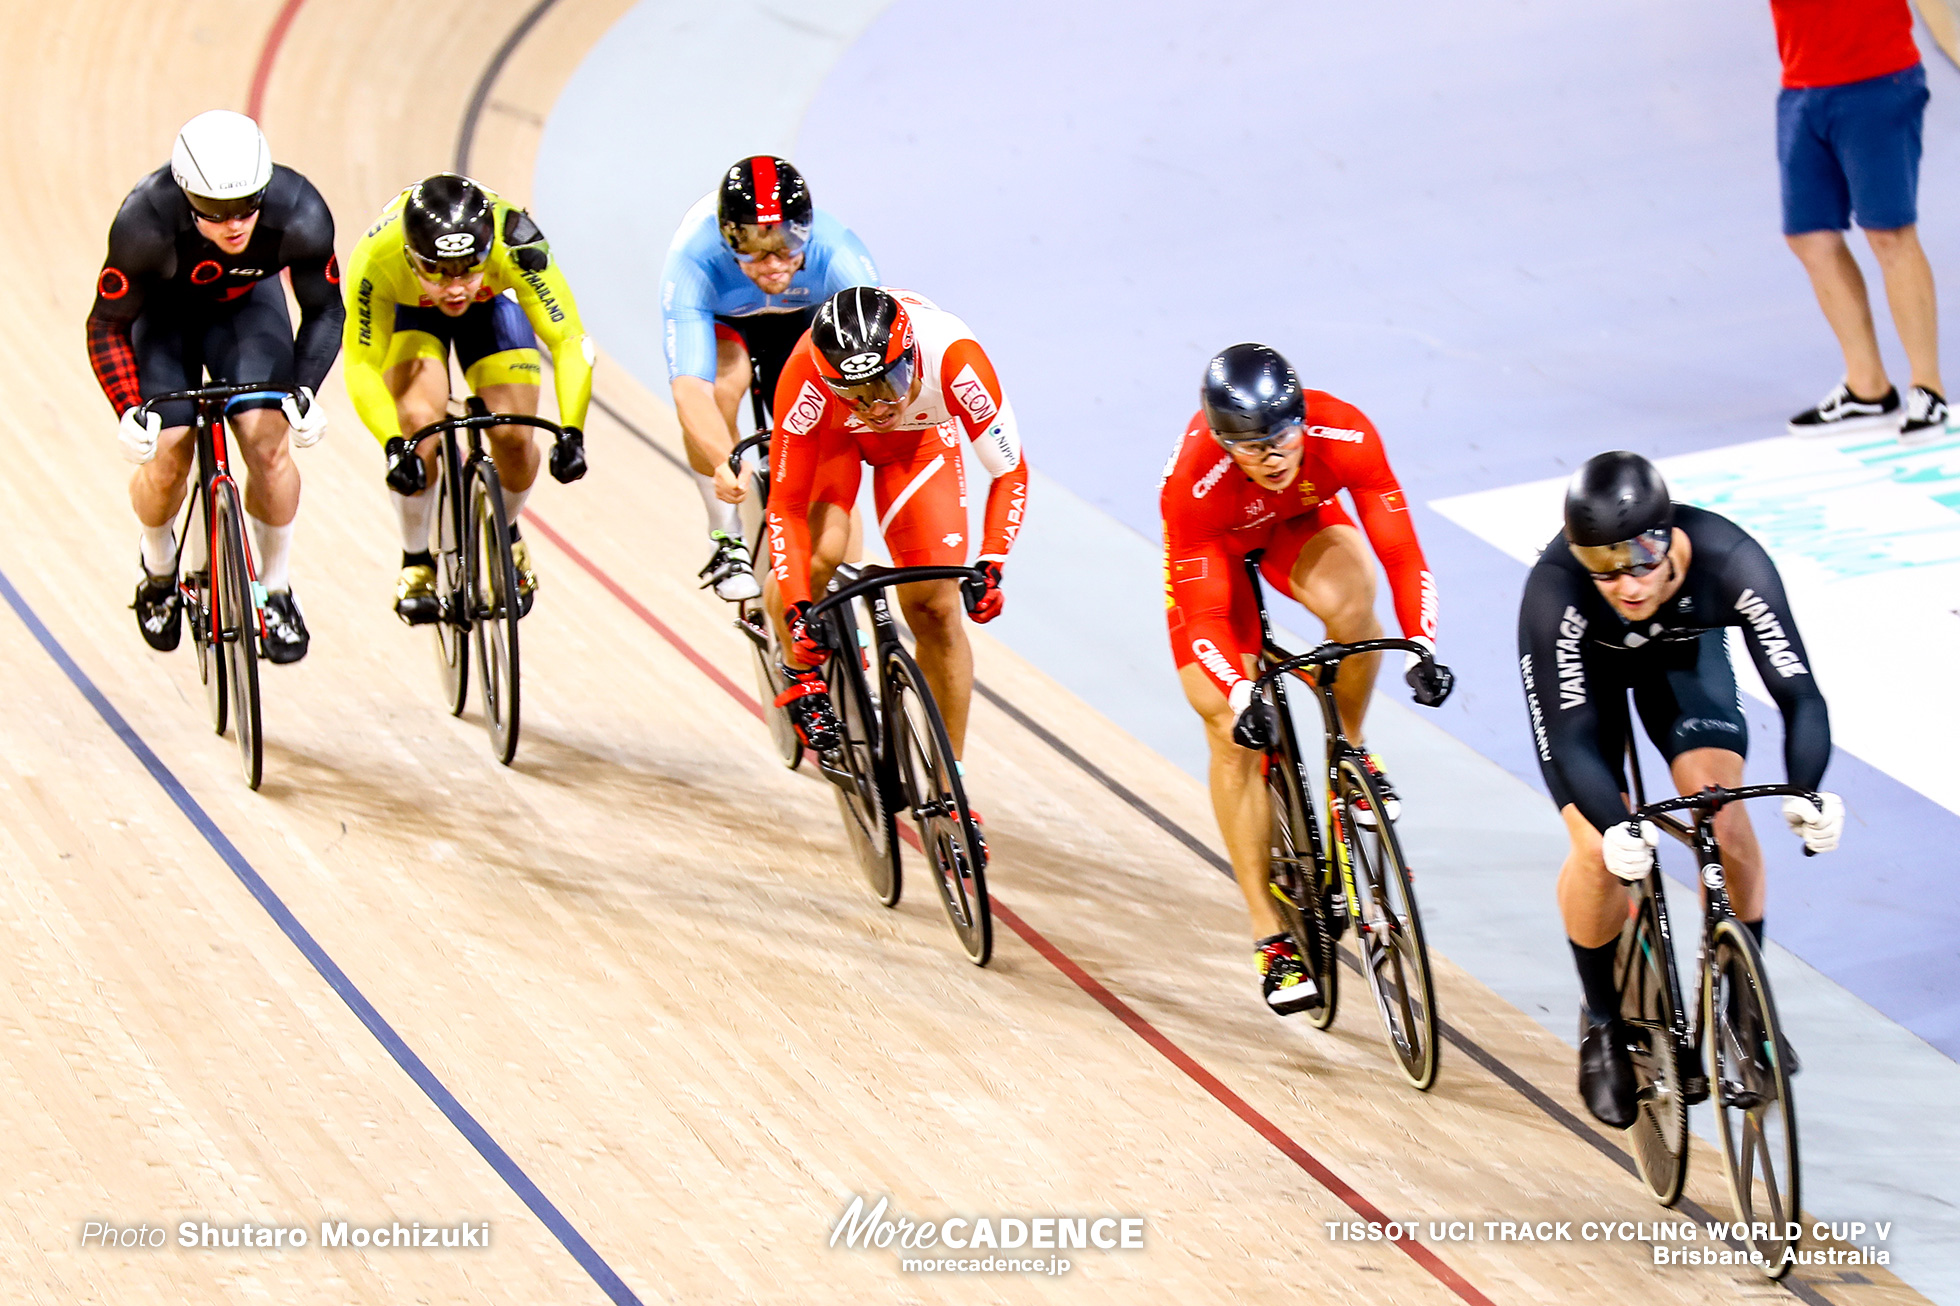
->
[171,110,272,221]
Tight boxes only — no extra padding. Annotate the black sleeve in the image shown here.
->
[86,196,173,412]
[1715,536,1831,790]
[1519,564,1629,831]
[278,180,344,393]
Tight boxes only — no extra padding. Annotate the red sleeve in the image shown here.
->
[937,338,1027,562]
[766,341,836,609]
[87,309,142,414]
[1162,417,1255,700]
[1321,403,1437,646]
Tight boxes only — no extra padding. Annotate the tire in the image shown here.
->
[741,609,803,770]
[829,615,899,905]
[1265,720,1339,1029]
[431,439,469,717]
[211,480,262,790]
[1335,755,1437,1089]
[1706,916,1800,1278]
[191,492,225,738]
[1618,880,1689,1205]
[886,644,990,966]
[467,461,521,765]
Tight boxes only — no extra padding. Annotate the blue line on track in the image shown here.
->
[0,567,644,1306]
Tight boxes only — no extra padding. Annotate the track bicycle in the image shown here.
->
[805,564,993,965]
[412,397,561,766]
[138,382,302,791]
[1615,744,1810,1277]
[726,382,804,769]
[1245,552,1450,1089]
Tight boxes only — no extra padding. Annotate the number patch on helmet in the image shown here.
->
[434,232,477,257]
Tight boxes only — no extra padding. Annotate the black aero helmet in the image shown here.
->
[402,173,495,278]
[811,287,916,406]
[718,156,814,260]
[1564,450,1676,576]
[1201,343,1306,444]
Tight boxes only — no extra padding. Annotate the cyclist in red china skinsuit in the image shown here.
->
[765,286,1027,766]
[1162,342,1448,1016]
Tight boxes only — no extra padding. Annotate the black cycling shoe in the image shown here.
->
[1258,934,1323,1015]
[262,589,309,664]
[774,667,841,753]
[133,568,182,652]
[1578,1009,1638,1129]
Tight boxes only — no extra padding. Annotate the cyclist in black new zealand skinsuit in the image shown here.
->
[87,111,341,663]
[1517,451,1839,1129]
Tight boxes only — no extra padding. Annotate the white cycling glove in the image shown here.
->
[282,386,328,447]
[1602,819,1659,882]
[118,405,160,464]
[1781,793,1844,854]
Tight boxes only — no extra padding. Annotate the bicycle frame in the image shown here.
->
[410,404,563,632]
[1622,739,1700,1062]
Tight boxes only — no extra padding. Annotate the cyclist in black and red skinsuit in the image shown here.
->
[87,110,341,663]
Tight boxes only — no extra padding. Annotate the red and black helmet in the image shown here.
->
[717,156,814,261]
[812,287,916,406]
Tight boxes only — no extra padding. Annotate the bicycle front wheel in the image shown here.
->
[829,620,899,905]
[1618,878,1689,1205]
[1706,917,1800,1277]
[190,501,225,737]
[886,645,990,966]
[1266,727,1338,1029]
[467,462,521,765]
[431,440,469,716]
[742,609,803,770]
[1335,755,1436,1088]
[212,480,262,790]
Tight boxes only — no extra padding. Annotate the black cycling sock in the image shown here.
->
[402,550,434,569]
[1741,917,1764,946]
[1570,938,1620,1023]
[508,523,522,541]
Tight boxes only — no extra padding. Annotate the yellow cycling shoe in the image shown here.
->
[394,563,438,626]
[511,538,537,617]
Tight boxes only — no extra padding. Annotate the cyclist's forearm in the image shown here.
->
[672,376,734,466]
[85,311,142,414]
[344,362,402,445]
[549,333,594,431]
[1781,696,1831,791]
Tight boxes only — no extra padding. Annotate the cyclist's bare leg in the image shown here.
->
[1670,747,1762,921]
[478,381,541,494]
[896,578,972,755]
[228,406,299,527]
[1288,524,1383,743]
[1556,804,1625,949]
[765,500,852,672]
[129,426,196,532]
[1182,660,1287,940]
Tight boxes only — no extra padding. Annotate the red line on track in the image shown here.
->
[528,508,1495,1306]
[247,0,309,120]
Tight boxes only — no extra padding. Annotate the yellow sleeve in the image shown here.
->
[340,210,409,446]
[504,257,593,432]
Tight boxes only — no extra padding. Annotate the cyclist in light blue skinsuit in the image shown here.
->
[661,155,878,600]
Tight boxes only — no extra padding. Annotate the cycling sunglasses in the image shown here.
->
[1570,527,1672,580]
[1214,419,1304,457]
[822,352,915,409]
[408,249,487,282]
[725,222,810,264]
[187,190,266,224]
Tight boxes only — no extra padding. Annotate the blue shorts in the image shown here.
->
[393,293,539,375]
[1777,63,1927,236]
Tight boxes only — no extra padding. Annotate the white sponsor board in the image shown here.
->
[1432,429,1960,816]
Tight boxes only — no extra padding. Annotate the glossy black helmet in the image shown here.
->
[718,156,813,260]
[811,287,915,406]
[1564,451,1676,576]
[402,173,495,279]
[1201,343,1306,444]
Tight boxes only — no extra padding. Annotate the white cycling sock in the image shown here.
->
[139,523,177,577]
[502,482,532,527]
[392,489,434,554]
[692,469,741,538]
[249,515,294,592]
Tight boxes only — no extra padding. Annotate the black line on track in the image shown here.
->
[460,22,1837,1301]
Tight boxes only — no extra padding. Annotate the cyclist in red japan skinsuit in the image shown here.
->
[1162,343,1450,1016]
[766,286,1028,774]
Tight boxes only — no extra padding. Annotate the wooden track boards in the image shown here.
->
[0,2,1932,1302]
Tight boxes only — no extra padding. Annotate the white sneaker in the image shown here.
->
[698,531,761,601]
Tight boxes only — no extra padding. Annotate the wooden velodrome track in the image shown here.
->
[0,2,1933,1303]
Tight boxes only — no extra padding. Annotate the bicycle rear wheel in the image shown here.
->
[1265,727,1338,1028]
[211,480,262,790]
[886,644,990,966]
[829,624,899,905]
[1706,916,1800,1277]
[431,440,469,716]
[467,461,521,765]
[1618,878,1689,1205]
[1335,755,1436,1088]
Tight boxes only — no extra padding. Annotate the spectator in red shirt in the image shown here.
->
[1774,0,1950,444]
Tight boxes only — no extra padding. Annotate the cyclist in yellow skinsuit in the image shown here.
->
[341,172,592,621]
